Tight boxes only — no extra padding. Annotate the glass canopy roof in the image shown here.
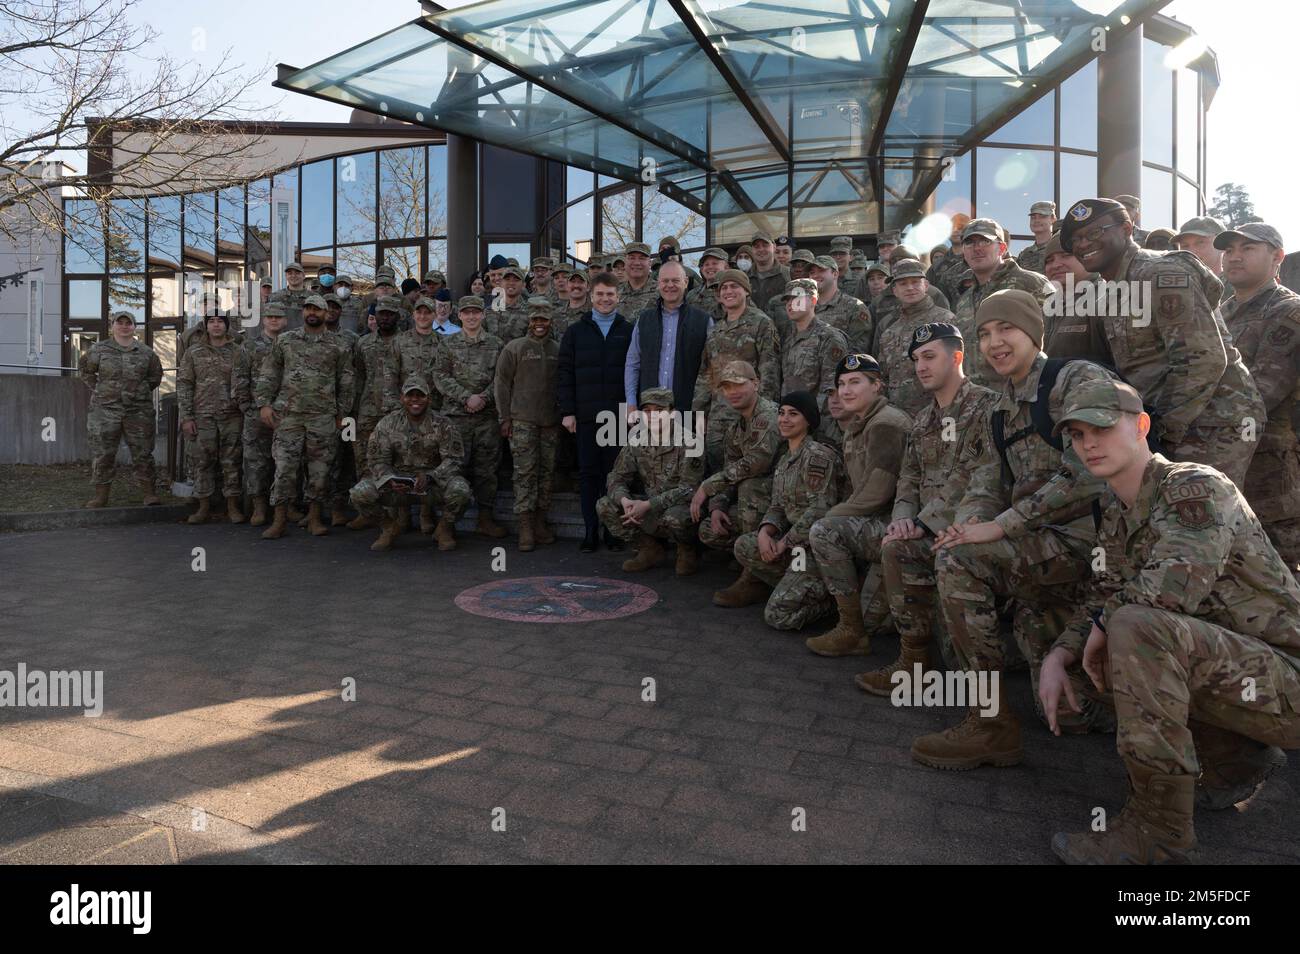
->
[276,0,1170,233]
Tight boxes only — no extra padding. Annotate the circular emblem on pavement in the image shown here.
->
[455,576,659,624]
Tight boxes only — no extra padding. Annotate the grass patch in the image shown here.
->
[0,463,181,513]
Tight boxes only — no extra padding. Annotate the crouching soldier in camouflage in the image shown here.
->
[691,361,782,605]
[1046,380,1300,864]
[351,375,470,552]
[177,312,244,524]
[496,298,561,551]
[233,302,288,525]
[79,310,163,508]
[734,391,844,631]
[347,296,403,530]
[598,388,706,575]
[395,296,447,533]
[805,354,913,657]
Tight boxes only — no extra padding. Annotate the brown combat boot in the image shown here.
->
[911,678,1022,771]
[675,542,700,576]
[226,497,246,524]
[420,498,436,534]
[805,594,870,656]
[1052,764,1197,865]
[370,516,401,551]
[1193,728,1288,810]
[138,479,160,506]
[712,568,771,607]
[286,503,306,522]
[434,515,457,551]
[84,484,111,509]
[347,513,377,531]
[622,533,665,572]
[187,496,211,524]
[518,511,536,552]
[331,499,351,527]
[307,501,329,536]
[249,495,269,526]
[261,503,288,539]
[477,509,507,538]
[856,592,932,693]
[534,512,556,545]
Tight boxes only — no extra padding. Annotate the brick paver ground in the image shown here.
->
[0,522,1296,864]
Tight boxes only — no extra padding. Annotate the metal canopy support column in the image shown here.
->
[867,0,929,159]
[1098,23,1143,204]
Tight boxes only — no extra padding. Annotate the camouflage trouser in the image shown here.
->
[881,534,958,670]
[1243,444,1300,572]
[935,529,1111,732]
[704,400,740,474]
[596,496,697,544]
[1264,518,1300,573]
[698,476,771,550]
[270,412,337,506]
[1107,604,1300,775]
[330,430,357,508]
[734,531,835,631]
[87,405,156,488]
[510,422,558,513]
[242,410,275,496]
[352,417,382,482]
[1169,420,1261,491]
[450,411,503,507]
[807,514,892,632]
[350,474,472,520]
[187,413,242,499]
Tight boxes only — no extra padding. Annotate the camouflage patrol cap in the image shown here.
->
[526,296,553,316]
[260,279,273,288]
[782,277,818,300]
[285,261,304,272]
[1052,378,1145,435]
[700,247,729,264]
[813,255,839,272]
[262,302,287,318]
[401,374,432,396]
[866,261,891,278]
[888,259,926,282]
[552,262,573,276]
[877,230,901,245]
[718,360,758,384]
[834,353,881,384]
[335,273,354,285]
[500,265,525,281]
[961,218,1002,242]
[1029,201,1057,217]
[829,236,853,252]
[790,248,818,266]
[303,294,328,309]
[567,268,589,284]
[624,242,652,257]
[1214,221,1284,251]
[1115,194,1141,211]
[322,293,341,308]
[530,258,554,269]
[1043,232,1066,259]
[506,257,520,267]
[457,295,485,312]
[609,251,627,265]
[422,269,446,283]
[850,252,868,267]
[109,309,136,324]
[413,296,436,311]
[375,263,396,278]
[639,386,674,409]
[1174,216,1225,242]
[907,321,963,359]
[374,295,403,315]
[751,230,774,245]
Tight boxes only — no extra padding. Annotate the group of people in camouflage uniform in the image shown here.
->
[80,196,1300,865]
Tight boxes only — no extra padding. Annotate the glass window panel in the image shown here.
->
[566,166,594,263]
[68,279,102,322]
[795,163,876,238]
[106,198,146,274]
[246,178,271,282]
[380,243,422,283]
[151,329,178,394]
[642,187,704,256]
[986,92,1054,146]
[218,186,245,244]
[183,192,216,272]
[932,153,973,220]
[147,196,182,272]
[337,151,376,245]
[974,148,1053,234]
[379,146,426,241]
[150,273,181,319]
[1142,37,1173,167]
[1177,176,1200,226]
[64,199,105,273]
[1176,67,1198,177]
[1059,152,1097,211]
[1059,59,1097,151]
[601,187,638,251]
[337,244,375,295]
[428,239,447,277]
[1141,165,1174,232]
[487,242,531,268]
[301,159,333,249]
[108,275,146,324]
[428,145,447,238]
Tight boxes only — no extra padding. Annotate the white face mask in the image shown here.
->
[335,286,351,300]
[736,258,752,272]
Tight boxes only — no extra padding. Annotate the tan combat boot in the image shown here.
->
[138,479,160,506]
[805,594,870,656]
[331,499,351,527]
[261,503,288,539]
[675,543,700,576]
[306,501,329,536]
[477,508,507,538]
[622,533,665,572]
[286,503,306,522]
[370,516,401,551]
[855,590,932,693]
[1194,730,1288,810]
[187,496,211,524]
[418,498,435,534]
[226,497,246,524]
[910,678,1022,771]
[534,512,556,545]
[434,515,457,551]
[84,484,111,509]
[249,495,269,526]
[1052,764,1197,865]
[712,568,771,607]
[518,511,536,552]
[347,513,377,531]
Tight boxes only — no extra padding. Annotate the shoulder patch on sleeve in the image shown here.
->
[1156,272,1191,289]
[1163,478,1213,503]
[1268,324,1295,347]
[1171,497,1215,530]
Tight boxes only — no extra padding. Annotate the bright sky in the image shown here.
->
[36,0,1300,227]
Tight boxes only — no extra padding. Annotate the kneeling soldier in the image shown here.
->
[350,375,471,552]
[733,391,845,630]
[597,388,706,574]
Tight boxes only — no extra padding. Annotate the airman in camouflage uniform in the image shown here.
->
[556,270,590,339]
[692,269,781,471]
[927,214,974,304]
[390,296,448,531]
[811,255,874,354]
[487,265,530,341]
[597,387,706,575]
[876,260,958,418]
[351,375,471,553]
[254,293,354,538]
[617,242,659,321]
[748,231,791,315]
[548,262,571,308]
[323,293,363,524]
[78,311,163,508]
[350,297,404,505]
[828,235,862,299]
[1047,381,1300,864]
[1015,200,1056,276]
[268,261,311,330]
[1059,198,1266,490]
[1214,222,1300,569]
[779,278,847,447]
[734,391,845,630]
[177,314,244,524]
[496,298,561,550]
[232,301,287,526]
[685,247,727,318]
[332,274,367,333]
[437,295,508,538]
[763,248,817,347]
[868,256,951,354]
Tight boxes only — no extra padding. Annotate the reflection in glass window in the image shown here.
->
[68,279,102,321]
[108,275,147,323]
[566,167,594,263]
[428,239,448,276]
[151,273,181,318]
[337,151,376,245]
[795,164,876,238]
[64,199,105,273]
[337,244,375,293]
[1141,166,1174,231]
[247,179,271,282]
[601,186,638,251]
[380,147,426,241]
[428,145,447,238]
[1176,68,1199,177]
[986,92,1054,147]
[975,148,1053,233]
[1142,38,1173,167]
[643,187,704,254]
[1177,176,1200,225]
[148,196,182,272]
[1059,59,1097,151]
[106,199,146,274]
[301,160,333,249]
[381,244,422,283]
[151,329,178,394]
[932,153,973,220]
[183,192,216,271]
[1059,153,1097,211]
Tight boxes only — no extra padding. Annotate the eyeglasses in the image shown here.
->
[1073,221,1125,245]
